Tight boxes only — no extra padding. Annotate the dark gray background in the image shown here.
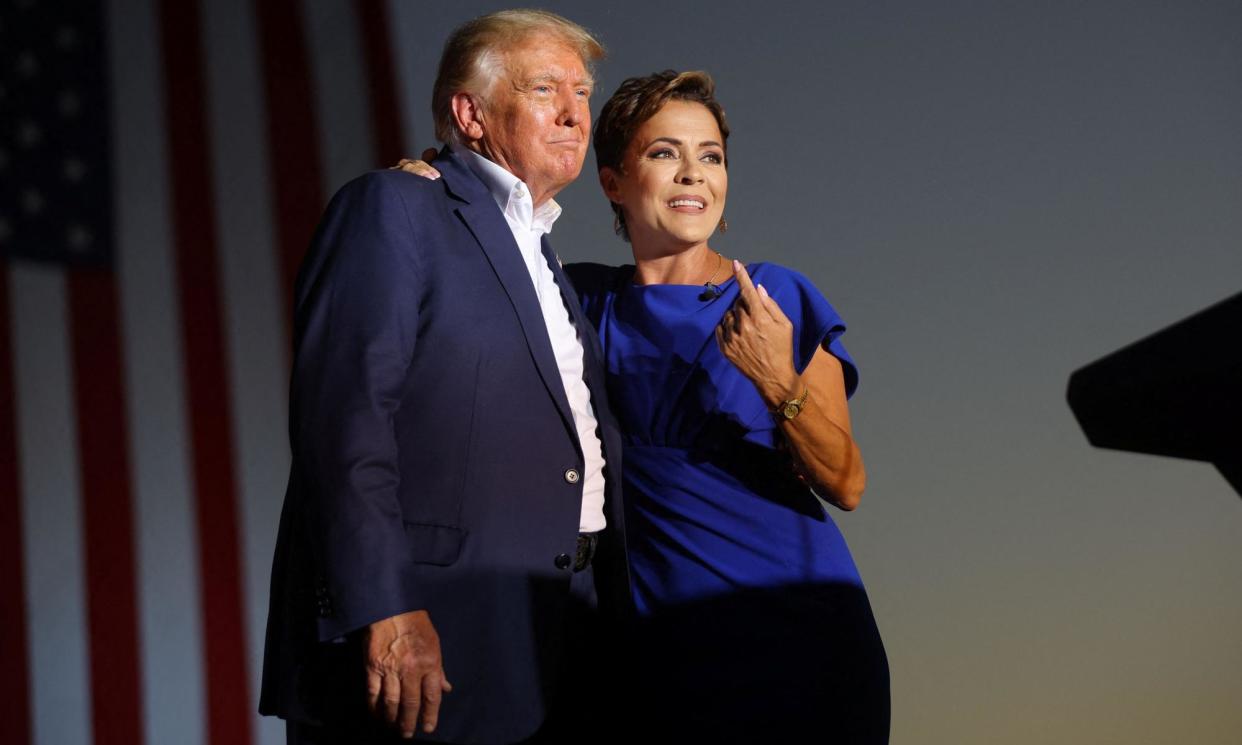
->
[389,2,1242,741]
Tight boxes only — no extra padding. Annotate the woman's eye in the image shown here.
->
[649,149,675,159]
[702,152,723,164]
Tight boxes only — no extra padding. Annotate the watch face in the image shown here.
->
[782,403,799,419]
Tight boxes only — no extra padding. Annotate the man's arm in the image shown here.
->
[292,172,450,735]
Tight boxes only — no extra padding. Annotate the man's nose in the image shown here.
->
[557,93,584,127]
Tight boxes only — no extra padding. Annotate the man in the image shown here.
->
[259,10,629,744]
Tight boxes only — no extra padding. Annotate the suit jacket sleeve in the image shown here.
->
[290,171,427,640]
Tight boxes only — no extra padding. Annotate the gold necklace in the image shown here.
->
[700,250,725,300]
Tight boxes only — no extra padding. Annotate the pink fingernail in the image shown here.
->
[758,283,768,297]
[733,259,742,272]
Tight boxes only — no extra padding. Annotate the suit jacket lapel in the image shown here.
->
[540,239,605,367]
[540,240,628,574]
[540,238,620,464]
[437,150,576,435]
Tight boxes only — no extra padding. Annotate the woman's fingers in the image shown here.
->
[732,260,759,308]
[757,283,790,323]
[392,157,441,179]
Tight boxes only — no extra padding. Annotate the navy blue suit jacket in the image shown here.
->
[260,150,630,743]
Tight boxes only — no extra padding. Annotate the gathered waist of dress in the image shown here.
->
[622,438,776,455]
[623,443,703,454]
[622,440,809,496]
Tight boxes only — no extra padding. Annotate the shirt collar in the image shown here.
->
[454,145,562,234]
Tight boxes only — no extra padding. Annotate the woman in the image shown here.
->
[403,70,888,742]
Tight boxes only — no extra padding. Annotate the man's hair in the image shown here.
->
[431,9,605,143]
[593,70,730,241]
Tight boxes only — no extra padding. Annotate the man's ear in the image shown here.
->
[450,92,485,142]
[599,166,622,203]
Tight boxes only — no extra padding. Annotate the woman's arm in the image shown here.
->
[776,347,866,509]
[715,261,866,510]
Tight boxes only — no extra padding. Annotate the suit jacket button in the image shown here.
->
[564,468,580,484]
[554,553,572,570]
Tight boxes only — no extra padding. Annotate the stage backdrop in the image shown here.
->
[3,1,1240,745]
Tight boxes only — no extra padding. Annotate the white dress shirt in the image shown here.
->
[457,147,607,533]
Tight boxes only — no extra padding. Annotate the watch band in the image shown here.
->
[776,387,810,421]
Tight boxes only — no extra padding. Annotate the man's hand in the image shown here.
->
[364,609,453,737]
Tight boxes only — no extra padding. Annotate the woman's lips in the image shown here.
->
[667,195,706,212]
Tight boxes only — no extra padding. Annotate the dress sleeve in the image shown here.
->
[564,261,623,327]
[758,264,859,399]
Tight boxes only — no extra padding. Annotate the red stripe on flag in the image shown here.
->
[355,0,406,165]
[65,270,144,745]
[156,4,253,745]
[254,0,325,323]
[0,267,33,745]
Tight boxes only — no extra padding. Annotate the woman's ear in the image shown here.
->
[599,166,622,203]
[450,92,485,142]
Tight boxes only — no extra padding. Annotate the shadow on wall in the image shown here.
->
[1067,292,1242,498]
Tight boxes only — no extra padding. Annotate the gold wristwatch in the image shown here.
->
[775,387,810,421]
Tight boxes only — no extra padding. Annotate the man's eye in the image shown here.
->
[575,89,590,98]
[534,85,552,94]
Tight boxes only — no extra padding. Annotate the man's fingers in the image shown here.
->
[398,671,423,738]
[382,670,402,724]
[418,671,448,734]
[366,668,383,714]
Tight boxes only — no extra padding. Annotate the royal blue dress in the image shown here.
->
[567,261,889,741]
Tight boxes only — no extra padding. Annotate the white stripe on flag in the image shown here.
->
[304,0,379,198]
[10,3,410,743]
[12,266,91,745]
[109,1,208,744]
[201,2,291,743]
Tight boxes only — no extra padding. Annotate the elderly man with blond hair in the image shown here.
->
[259,10,630,743]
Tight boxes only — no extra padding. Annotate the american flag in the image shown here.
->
[0,1,406,743]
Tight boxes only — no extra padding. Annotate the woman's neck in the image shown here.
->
[631,243,728,286]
